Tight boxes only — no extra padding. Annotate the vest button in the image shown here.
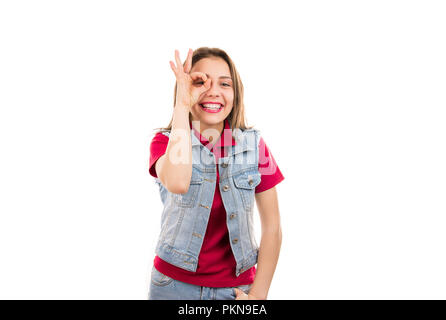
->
[221,163,228,168]
[223,185,229,191]
[232,238,239,244]
[248,179,254,186]
[229,213,236,219]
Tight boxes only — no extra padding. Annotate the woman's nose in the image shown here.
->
[206,81,220,95]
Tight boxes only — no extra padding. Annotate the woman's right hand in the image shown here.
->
[169,49,211,110]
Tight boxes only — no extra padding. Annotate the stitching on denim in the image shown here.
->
[168,207,185,246]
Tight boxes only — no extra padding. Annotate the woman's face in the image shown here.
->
[189,57,234,128]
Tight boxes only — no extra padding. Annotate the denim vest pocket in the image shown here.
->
[172,175,203,208]
[232,171,261,210]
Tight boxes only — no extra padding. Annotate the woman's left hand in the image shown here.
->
[234,288,263,300]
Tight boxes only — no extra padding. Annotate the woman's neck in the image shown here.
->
[192,120,224,143]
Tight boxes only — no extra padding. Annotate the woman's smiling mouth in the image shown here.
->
[199,103,224,113]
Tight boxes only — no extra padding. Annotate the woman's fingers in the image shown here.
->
[194,73,212,95]
[234,288,248,300]
[184,48,193,73]
[169,49,181,75]
[174,49,182,71]
[190,71,207,81]
[169,60,177,74]
[190,72,211,92]
[171,49,193,76]
[170,49,188,76]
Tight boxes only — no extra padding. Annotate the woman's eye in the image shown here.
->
[194,81,231,87]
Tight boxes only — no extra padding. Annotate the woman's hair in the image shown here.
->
[155,47,253,133]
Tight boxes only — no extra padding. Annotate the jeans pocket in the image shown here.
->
[151,267,174,287]
[232,284,252,298]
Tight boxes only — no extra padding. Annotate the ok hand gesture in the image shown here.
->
[169,49,211,110]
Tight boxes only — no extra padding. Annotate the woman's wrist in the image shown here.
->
[172,103,191,127]
[174,101,191,112]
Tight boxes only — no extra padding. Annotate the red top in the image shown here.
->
[149,119,284,287]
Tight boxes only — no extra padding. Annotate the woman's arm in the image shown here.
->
[155,104,192,194]
[156,48,209,194]
[237,186,282,300]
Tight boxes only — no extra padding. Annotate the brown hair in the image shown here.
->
[155,47,254,133]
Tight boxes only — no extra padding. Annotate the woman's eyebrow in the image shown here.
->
[205,73,232,80]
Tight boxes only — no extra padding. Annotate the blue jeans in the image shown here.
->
[148,266,253,300]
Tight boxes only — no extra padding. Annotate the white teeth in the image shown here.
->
[202,103,222,109]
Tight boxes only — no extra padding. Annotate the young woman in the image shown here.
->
[148,47,284,300]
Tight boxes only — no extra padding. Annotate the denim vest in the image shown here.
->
[153,127,261,277]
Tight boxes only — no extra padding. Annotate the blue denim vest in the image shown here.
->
[153,127,261,277]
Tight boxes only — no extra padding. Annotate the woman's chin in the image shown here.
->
[196,117,224,127]
[191,109,227,124]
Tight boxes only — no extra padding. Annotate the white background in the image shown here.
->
[0,0,445,299]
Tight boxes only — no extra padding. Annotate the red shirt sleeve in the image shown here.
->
[256,136,285,193]
[149,132,169,178]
